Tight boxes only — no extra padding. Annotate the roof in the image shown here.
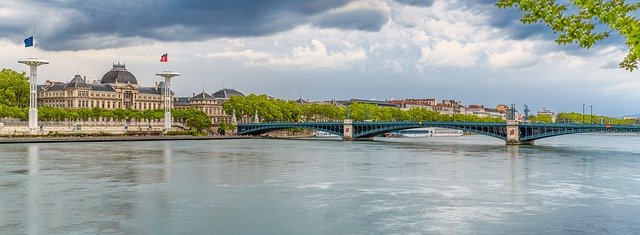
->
[191,91,215,100]
[173,97,190,106]
[212,88,245,99]
[88,84,115,92]
[139,87,161,94]
[295,98,309,104]
[38,83,66,92]
[65,75,91,89]
[101,63,138,84]
[348,99,399,107]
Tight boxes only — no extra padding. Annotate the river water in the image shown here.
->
[1,134,640,234]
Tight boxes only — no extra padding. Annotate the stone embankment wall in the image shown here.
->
[0,121,170,136]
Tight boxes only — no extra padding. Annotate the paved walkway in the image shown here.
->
[0,135,248,144]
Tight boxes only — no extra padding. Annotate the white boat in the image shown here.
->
[388,127,463,137]
[313,131,340,138]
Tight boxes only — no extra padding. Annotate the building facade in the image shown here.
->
[174,88,250,125]
[38,63,168,110]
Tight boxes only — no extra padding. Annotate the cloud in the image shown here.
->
[395,0,433,7]
[487,40,539,70]
[0,0,355,50]
[601,81,640,98]
[419,40,482,67]
[393,0,435,7]
[206,39,367,70]
[314,8,389,31]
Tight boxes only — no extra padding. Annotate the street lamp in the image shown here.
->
[582,104,585,124]
[590,105,593,124]
[156,71,179,132]
[18,58,49,130]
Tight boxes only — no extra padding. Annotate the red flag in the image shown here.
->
[160,53,168,62]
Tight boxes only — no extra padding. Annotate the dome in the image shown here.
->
[212,88,245,99]
[101,63,137,84]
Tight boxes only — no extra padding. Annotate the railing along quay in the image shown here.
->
[0,135,249,144]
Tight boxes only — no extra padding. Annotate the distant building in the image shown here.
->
[387,98,437,108]
[432,104,456,115]
[537,108,557,123]
[174,88,251,125]
[37,63,167,110]
[496,104,509,114]
[336,99,399,108]
[441,99,462,108]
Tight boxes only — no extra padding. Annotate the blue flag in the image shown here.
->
[24,36,33,47]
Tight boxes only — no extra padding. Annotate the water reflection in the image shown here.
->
[2,136,640,234]
[27,144,40,235]
[163,141,172,180]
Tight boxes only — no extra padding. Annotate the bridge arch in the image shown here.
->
[519,125,640,141]
[237,122,344,136]
[353,122,507,140]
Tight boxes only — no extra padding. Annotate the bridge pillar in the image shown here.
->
[343,119,354,141]
[506,121,533,145]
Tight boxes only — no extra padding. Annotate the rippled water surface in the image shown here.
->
[2,134,640,234]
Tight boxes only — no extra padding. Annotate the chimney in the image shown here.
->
[192,93,195,97]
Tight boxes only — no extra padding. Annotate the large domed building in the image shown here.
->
[37,63,251,127]
[100,63,138,84]
[38,63,168,110]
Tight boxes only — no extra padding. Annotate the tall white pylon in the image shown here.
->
[18,58,49,130]
[156,71,179,132]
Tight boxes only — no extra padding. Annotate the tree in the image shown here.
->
[497,0,640,71]
[218,122,236,135]
[187,114,212,132]
[0,69,30,107]
[528,114,553,123]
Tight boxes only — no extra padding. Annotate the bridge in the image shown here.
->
[237,120,640,145]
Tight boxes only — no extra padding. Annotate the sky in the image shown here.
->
[1,0,639,116]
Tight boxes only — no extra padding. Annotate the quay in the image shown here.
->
[0,135,248,144]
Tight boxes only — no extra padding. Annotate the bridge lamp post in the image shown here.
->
[582,104,585,125]
[156,71,180,132]
[18,58,49,130]
[590,105,593,124]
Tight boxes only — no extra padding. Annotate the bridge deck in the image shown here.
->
[238,121,640,143]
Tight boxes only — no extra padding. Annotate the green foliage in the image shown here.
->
[0,106,26,120]
[222,94,504,123]
[557,112,635,125]
[172,109,213,131]
[223,94,306,122]
[218,122,236,135]
[0,106,212,130]
[165,130,201,136]
[497,0,640,71]
[186,113,212,132]
[36,107,167,121]
[0,69,29,107]
[528,114,553,123]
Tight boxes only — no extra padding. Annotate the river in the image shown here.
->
[1,134,640,234]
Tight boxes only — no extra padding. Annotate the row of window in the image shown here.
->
[40,91,163,100]
[40,99,164,110]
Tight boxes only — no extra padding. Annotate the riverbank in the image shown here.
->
[0,135,249,144]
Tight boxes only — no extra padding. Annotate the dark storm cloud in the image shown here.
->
[470,0,625,48]
[2,0,362,50]
[314,8,389,31]
[463,1,555,41]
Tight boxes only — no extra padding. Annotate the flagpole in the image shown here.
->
[32,35,36,58]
